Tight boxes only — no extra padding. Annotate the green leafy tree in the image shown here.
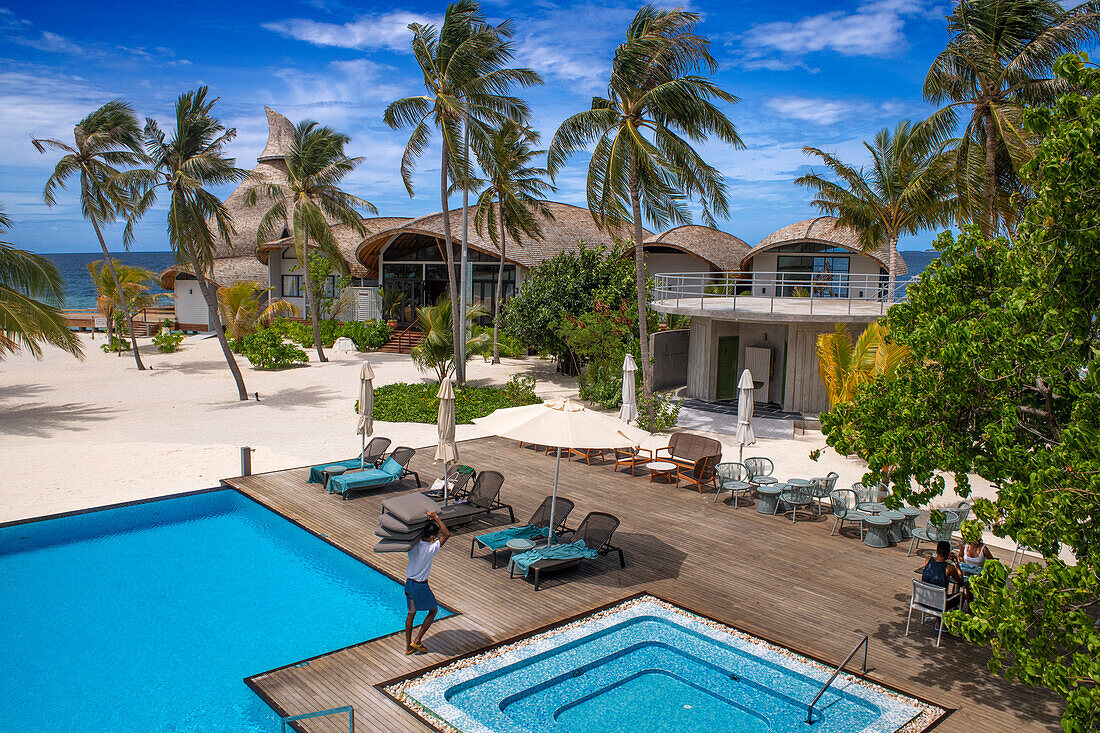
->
[86,260,163,354]
[796,120,955,294]
[216,281,299,342]
[547,5,743,422]
[411,297,490,383]
[923,0,1100,234]
[134,87,251,400]
[820,54,1100,729]
[32,101,148,369]
[384,0,541,384]
[247,120,373,362]
[0,205,82,359]
[472,121,555,364]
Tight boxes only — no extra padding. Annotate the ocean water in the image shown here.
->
[43,251,177,310]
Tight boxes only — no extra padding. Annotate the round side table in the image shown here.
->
[505,538,536,553]
[787,477,813,487]
[881,509,906,544]
[752,475,778,486]
[757,484,785,515]
[320,464,347,492]
[898,507,921,539]
[859,501,887,514]
[862,514,892,548]
[646,461,679,486]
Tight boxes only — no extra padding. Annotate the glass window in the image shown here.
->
[776,255,850,297]
[383,263,420,280]
[773,242,851,254]
[323,275,340,298]
[281,275,301,298]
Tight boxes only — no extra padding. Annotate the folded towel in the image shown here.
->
[509,541,597,576]
[474,525,551,551]
[307,458,366,484]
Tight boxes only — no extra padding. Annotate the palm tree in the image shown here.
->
[0,205,82,359]
[216,282,299,342]
[384,0,541,383]
[817,322,911,408]
[86,260,162,353]
[247,120,374,362]
[134,87,251,400]
[795,120,955,296]
[411,297,490,383]
[32,101,149,369]
[472,121,555,363]
[924,0,1100,234]
[547,4,742,419]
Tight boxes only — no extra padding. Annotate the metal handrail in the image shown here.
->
[280,705,354,732]
[806,635,869,725]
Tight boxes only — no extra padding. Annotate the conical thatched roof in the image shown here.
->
[632,225,750,271]
[258,107,295,162]
[158,256,269,290]
[748,216,906,275]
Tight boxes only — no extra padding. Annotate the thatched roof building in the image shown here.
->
[746,216,906,275]
[629,225,751,271]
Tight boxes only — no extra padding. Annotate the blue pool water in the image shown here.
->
[0,490,443,732]
[399,598,932,733]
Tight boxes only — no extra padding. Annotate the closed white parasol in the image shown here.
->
[357,361,375,469]
[435,377,458,504]
[618,354,638,424]
[735,369,756,463]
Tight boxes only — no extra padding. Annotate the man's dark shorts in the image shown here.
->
[405,578,437,612]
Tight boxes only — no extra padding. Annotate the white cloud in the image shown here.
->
[14,30,84,55]
[765,96,853,125]
[262,10,437,52]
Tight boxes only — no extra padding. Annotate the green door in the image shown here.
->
[716,336,739,400]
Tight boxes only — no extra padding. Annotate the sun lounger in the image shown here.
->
[508,511,625,591]
[436,471,515,526]
[470,495,575,568]
[423,464,476,501]
[307,437,392,485]
[328,447,420,500]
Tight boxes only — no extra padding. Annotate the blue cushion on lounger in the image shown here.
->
[380,456,404,478]
[307,458,364,484]
[329,468,395,494]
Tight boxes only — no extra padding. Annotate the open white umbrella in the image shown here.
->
[735,369,756,463]
[435,377,458,505]
[618,354,638,424]
[357,361,375,469]
[474,398,650,544]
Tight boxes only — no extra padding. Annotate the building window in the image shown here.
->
[282,275,301,298]
[776,255,850,297]
[322,275,341,298]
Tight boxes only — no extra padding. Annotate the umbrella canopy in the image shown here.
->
[618,354,638,424]
[734,369,756,463]
[357,361,375,469]
[434,377,459,505]
[474,399,650,544]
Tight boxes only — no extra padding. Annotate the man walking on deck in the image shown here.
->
[404,510,449,654]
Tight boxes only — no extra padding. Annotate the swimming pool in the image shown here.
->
[389,596,942,733]
[0,489,444,732]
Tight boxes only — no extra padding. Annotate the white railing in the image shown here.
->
[651,271,906,317]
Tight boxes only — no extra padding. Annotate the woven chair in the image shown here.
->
[612,446,652,476]
[951,501,972,524]
[570,448,606,465]
[743,457,777,486]
[361,436,392,467]
[852,481,887,506]
[828,489,871,539]
[779,482,815,523]
[809,471,839,515]
[907,510,960,556]
[715,462,753,506]
[677,453,720,494]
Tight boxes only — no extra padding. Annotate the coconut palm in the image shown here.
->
[924,0,1100,234]
[247,120,374,362]
[32,101,148,369]
[547,5,742,419]
[0,205,82,359]
[817,322,911,408]
[384,0,541,383]
[134,87,251,400]
[216,282,299,342]
[472,121,555,363]
[86,260,163,353]
[411,297,490,383]
[795,120,955,296]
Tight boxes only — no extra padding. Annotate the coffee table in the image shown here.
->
[319,464,348,491]
[757,483,785,515]
[898,507,921,539]
[646,461,678,485]
[859,501,887,514]
[881,509,906,544]
[863,514,892,548]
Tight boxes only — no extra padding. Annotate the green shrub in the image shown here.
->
[100,336,131,353]
[235,329,308,370]
[364,377,541,424]
[636,391,682,433]
[271,318,391,350]
[152,319,184,353]
[472,325,527,358]
[339,319,391,350]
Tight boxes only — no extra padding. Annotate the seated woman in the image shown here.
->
[919,540,964,608]
[961,535,995,575]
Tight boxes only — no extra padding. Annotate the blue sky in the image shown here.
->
[2,0,961,253]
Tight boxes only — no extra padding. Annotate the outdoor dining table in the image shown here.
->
[757,483,786,515]
[862,514,892,548]
[859,500,887,513]
[881,509,906,544]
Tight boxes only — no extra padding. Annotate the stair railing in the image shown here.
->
[806,635,868,724]
[396,316,421,354]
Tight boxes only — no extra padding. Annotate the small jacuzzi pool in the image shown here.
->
[387,596,943,733]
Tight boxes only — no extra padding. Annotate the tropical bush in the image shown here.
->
[558,301,638,410]
[100,311,131,353]
[152,319,184,353]
[816,322,911,408]
[234,329,308,370]
[637,391,682,433]
[411,298,490,382]
[216,282,298,342]
[471,325,525,359]
[367,375,540,424]
[270,318,390,351]
[338,319,391,350]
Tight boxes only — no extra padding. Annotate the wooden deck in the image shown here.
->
[223,437,1062,733]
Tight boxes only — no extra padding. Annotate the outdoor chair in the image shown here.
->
[437,471,515,527]
[715,462,753,506]
[306,436,392,486]
[951,501,972,525]
[779,482,815,523]
[470,495,575,568]
[613,446,653,476]
[907,510,960,556]
[423,464,476,501]
[678,453,721,493]
[570,448,606,465]
[655,433,723,476]
[905,579,961,647]
[508,511,625,591]
[328,446,420,500]
[829,489,871,539]
[810,471,840,515]
[743,457,777,486]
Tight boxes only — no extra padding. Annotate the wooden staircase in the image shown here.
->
[379,323,425,354]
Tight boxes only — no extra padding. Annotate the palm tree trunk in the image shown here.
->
[301,234,327,363]
[440,142,462,381]
[85,181,144,370]
[887,233,898,302]
[984,107,997,236]
[628,172,654,426]
[194,265,249,401]
[492,196,506,365]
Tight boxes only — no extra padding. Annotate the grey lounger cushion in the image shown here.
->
[382,492,439,524]
[375,525,423,542]
[438,501,482,522]
[373,537,418,553]
[380,513,426,534]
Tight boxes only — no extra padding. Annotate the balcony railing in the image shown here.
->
[651,271,906,318]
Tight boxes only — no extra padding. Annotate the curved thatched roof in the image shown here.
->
[159,256,268,289]
[258,107,295,162]
[255,216,414,278]
[630,225,750,271]
[746,216,906,275]
[354,201,644,275]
